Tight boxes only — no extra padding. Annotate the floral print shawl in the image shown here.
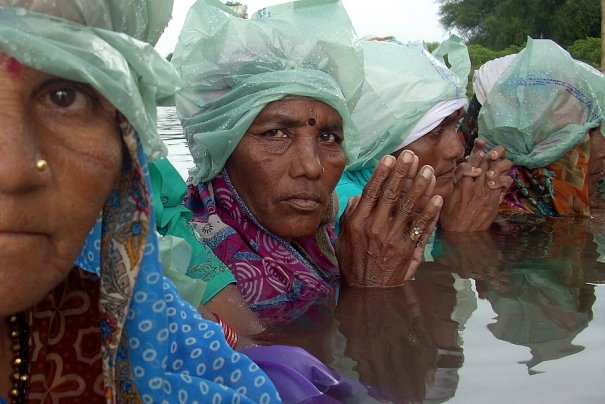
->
[184,170,340,320]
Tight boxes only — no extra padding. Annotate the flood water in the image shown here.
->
[158,106,605,404]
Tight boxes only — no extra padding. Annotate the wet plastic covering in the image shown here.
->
[575,60,605,124]
[346,36,470,170]
[171,0,364,184]
[0,0,179,160]
[478,38,603,169]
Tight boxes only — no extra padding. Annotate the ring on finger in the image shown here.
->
[409,226,423,244]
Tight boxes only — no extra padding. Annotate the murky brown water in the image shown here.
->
[159,106,605,403]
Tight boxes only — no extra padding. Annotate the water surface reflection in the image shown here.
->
[159,106,605,403]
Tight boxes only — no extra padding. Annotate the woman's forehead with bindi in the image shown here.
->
[0,55,24,77]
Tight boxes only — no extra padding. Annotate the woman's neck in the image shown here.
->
[0,317,11,401]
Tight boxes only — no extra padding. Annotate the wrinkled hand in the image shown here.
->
[440,139,513,232]
[336,150,443,287]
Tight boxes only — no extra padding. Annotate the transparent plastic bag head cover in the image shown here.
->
[171,0,364,184]
[347,37,470,170]
[0,0,179,160]
[478,38,602,168]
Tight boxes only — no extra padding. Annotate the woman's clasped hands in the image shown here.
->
[337,150,443,288]
[440,138,513,231]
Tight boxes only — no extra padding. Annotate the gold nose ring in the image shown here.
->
[36,159,48,172]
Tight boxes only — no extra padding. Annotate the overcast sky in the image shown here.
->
[155,0,450,57]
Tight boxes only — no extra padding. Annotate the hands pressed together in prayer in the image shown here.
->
[336,150,443,288]
[440,138,513,232]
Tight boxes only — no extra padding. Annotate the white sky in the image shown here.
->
[155,0,450,57]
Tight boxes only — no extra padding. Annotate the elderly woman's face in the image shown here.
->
[225,98,346,240]
[0,56,122,315]
[394,110,465,198]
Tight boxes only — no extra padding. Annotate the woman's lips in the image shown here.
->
[283,198,321,211]
[437,167,456,180]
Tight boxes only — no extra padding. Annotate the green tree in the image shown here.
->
[439,0,600,48]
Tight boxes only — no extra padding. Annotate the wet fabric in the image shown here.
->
[500,141,591,216]
[40,122,281,403]
[478,38,602,169]
[184,169,340,320]
[0,2,179,160]
[475,39,601,217]
[2,1,280,401]
[150,158,236,305]
[345,37,470,171]
[171,0,364,184]
[472,53,517,105]
[241,345,370,403]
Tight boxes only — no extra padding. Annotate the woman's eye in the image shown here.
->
[428,128,444,137]
[319,132,341,144]
[50,89,77,107]
[263,129,288,138]
[40,83,96,111]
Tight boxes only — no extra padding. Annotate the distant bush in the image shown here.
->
[568,37,601,67]
[468,44,522,68]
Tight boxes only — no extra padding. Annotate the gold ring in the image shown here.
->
[35,159,48,172]
[409,226,423,243]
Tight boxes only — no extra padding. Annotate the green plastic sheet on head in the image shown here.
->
[346,36,470,170]
[0,0,180,160]
[478,38,602,169]
[171,0,364,184]
[575,60,605,125]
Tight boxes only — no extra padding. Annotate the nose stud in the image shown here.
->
[321,166,325,174]
[35,159,48,172]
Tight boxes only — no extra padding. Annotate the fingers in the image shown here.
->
[453,162,482,184]
[467,138,486,167]
[487,145,506,161]
[485,157,513,191]
[390,165,436,237]
[356,155,397,219]
[371,150,418,223]
[405,195,443,280]
[339,195,361,229]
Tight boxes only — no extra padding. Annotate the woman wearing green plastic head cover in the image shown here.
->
[474,38,603,218]
[165,0,442,321]
[336,38,513,233]
[0,1,281,402]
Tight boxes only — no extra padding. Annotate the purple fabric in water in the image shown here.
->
[241,345,367,404]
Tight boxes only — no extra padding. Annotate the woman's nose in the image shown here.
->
[289,137,323,179]
[444,127,465,160]
[0,103,48,193]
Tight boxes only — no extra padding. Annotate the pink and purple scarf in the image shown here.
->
[184,170,340,318]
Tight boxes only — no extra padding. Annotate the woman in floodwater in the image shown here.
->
[0,1,282,401]
[465,38,605,219]
[153,0,442,331]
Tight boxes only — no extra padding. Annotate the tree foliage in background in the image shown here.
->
[438,0,600,49]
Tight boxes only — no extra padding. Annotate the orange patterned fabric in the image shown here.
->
[27,269,105,403]
[500,139,591,217]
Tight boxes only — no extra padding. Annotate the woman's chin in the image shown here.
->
[269,217,323,241]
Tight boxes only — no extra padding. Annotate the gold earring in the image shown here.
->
[35,159,48,172]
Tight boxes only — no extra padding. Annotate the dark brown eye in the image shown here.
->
[49,89,76,108]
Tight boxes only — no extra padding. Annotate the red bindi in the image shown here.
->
[3,56,24,77]
[307,117,316,126]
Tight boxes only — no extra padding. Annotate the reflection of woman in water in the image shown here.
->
[334,259,476,403]
[482,220,597,373]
